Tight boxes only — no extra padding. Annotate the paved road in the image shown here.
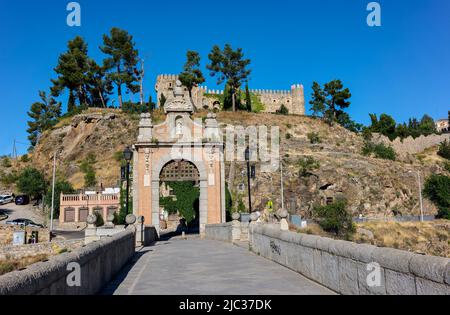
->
[103,238,334,295]
[0,203,45,224]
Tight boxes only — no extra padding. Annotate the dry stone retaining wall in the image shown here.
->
[372,133,450,156]
[0,239,83,261]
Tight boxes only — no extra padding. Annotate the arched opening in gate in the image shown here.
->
[159,160,202,235]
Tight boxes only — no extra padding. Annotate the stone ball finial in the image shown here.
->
[250,212,261,222]
[278,209,288,219]
[231,212,241,221]
[125,214,137,225]
[87,214,97,225]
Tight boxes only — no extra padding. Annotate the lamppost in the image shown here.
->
[123,147,133,216]
[245,146,252,214]
[408,170,424,222]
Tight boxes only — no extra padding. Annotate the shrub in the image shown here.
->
[95,213,105,227]
[443,161,450,173]
[276,104,289,115]
[437,139,450,160]
[16,168,46,199]
[307,132,321,144]
[80,153,97,188]
[1,157,12,168]
[297,156,320,177]
[362,141,396,161]
[285,133,292,140]
[237,194,246,213]
[423,174,450,219]
[20,154,30,163]
[313,199,355,238]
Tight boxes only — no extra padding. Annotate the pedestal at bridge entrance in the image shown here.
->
[132,81,226,237]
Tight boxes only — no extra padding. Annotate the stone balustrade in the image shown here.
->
[59,193,120,224]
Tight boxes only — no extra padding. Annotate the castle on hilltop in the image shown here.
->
[155,74,305,115]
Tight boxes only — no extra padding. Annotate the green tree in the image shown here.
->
[362,141,396,161]
[309,80,351,125]
[16,168,46,200]
[27,91,62,148]
[423,174,450,219]
[148,95,156,112]
[80,153,97,188]
[222,82,242,111]
[100,27,140,109]
[418,115,436,136]
[245,83,252,112]
[368,113,397,140]
[160,182,200,224]
[276,104,289,115]
[44,180,75,219]
[179,50,205,108]
[51,36,91,111]
[207,44,251,112]
[86,59,113,108]
[313,199,355,239]
[336,112,363,133]
[438,139,450,160]
[298,156,320,177]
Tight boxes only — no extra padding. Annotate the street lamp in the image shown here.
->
[408,170,424,222]
[245,146,252,214]
[123,147,133,216]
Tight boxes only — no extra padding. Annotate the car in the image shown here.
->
[15,195,30,206]
[5,218,44,228]
[0,195,14,205]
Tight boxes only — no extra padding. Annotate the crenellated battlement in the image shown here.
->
[155,74,305,115]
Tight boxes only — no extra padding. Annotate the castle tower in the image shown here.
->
[290,84,305,115]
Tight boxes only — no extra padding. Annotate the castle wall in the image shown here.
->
[155,74,305,115]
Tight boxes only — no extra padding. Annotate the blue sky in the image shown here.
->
[0,0,449,156]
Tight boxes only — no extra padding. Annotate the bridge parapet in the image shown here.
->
[249,224,450,295]
[0,229,136,295]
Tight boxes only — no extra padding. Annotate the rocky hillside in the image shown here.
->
[32,109,139,189]
[216,112,447,218]
[7,109,448,219]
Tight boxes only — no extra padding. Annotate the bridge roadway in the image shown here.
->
[102,237,335,295]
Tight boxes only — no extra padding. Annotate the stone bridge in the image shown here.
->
[1,220,448,295]
[102,237,333,295]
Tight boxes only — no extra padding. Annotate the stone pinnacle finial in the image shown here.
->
[174,80,183,97]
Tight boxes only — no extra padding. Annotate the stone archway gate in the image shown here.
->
[132,81,226,236]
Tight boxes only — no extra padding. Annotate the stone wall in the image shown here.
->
[372,133,450,157]
[249,224,450,295]
[0,229,135,295]
[0,225,50,246]
[0,239,83,261]
[205,223,233,242]
[205,222,250,243]
[155,74,305,115]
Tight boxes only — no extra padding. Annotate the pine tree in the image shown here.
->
[51,36,91,111]
[179,51,205,109]
[100,28,140,109]
[27,91,62,148]
[86,59,113,108]
[309,80,351,125]
[207,44,251,112]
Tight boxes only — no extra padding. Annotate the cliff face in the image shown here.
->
[29,109,448,218]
